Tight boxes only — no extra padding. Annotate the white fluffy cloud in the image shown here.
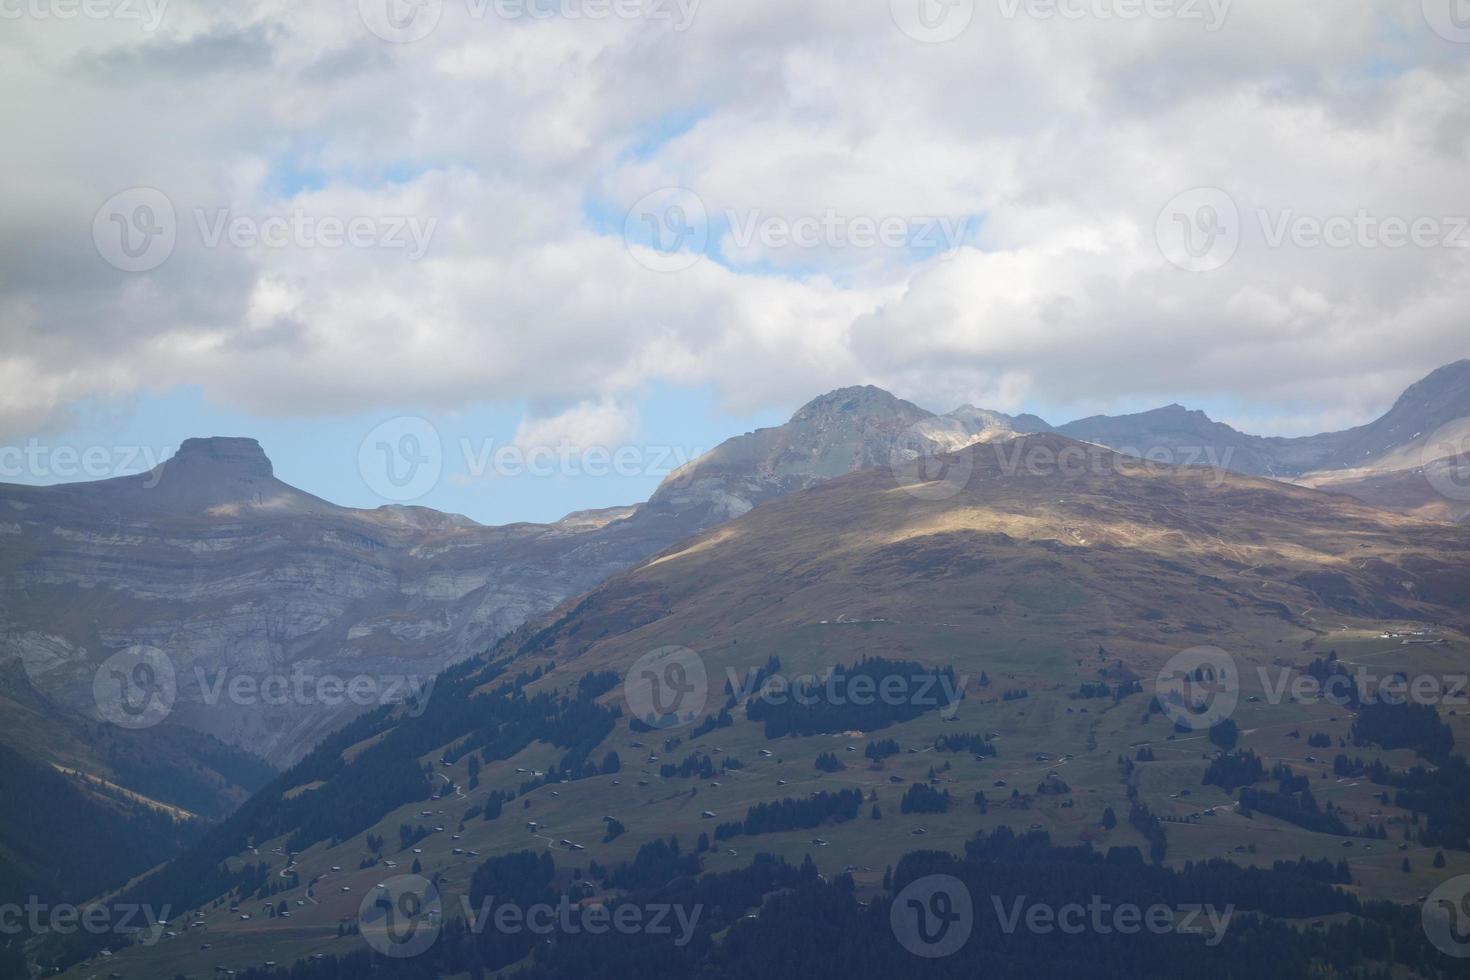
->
[1,0,1466,437]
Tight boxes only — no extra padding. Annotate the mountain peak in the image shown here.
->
[1392,359,1470,413]
[171,437,274,479]
[792,386,930,423]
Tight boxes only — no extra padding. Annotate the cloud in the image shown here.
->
[512,399,639,451]
[1,0,1466,439]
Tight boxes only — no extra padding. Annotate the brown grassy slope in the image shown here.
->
[504,434,1470,690]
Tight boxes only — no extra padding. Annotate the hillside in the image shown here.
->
[0,391,1030,770]
[68,435,1470,978]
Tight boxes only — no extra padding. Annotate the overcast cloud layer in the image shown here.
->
[3,0,1468,443]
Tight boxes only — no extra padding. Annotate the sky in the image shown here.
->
[1,0,1467,524]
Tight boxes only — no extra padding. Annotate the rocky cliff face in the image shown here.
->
[0,438,663,766]
[0,398,1004,768]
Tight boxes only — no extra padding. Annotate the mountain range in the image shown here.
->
[5,360,1470,978]
[59,429,1470,979]
[2,363,1467,777]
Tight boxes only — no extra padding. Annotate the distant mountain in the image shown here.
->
[2,361,1464,776]
[1058,404,1284,476]
[0,437,664,767]
[636,386,935,527]
[1059,360,1470,485]
[1283,358,1470,472]
[0,395,1009,769]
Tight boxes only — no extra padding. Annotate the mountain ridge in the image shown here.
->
[1,360,1465,774]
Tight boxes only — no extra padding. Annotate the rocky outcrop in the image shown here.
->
[0,438,661,767]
